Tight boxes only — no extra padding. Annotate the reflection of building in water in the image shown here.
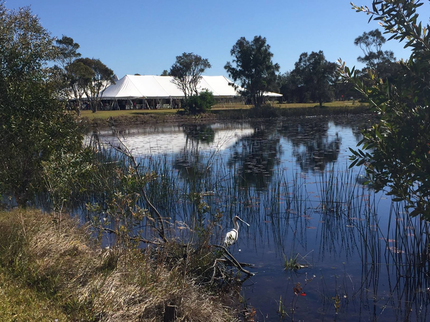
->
[87,123,254,156]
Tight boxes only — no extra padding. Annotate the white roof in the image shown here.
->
[101,75,282,99]
[101,75,239,99]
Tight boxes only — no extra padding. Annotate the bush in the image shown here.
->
[248,104,280,118]
[184,90,215,115]
[341,0,430,218]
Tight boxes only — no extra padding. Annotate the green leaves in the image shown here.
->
[170,52,211,99]
[224,36,280,107]
[292,51,337,107]
[346,0,430,218]
[0,2,83,206]
[183,90,215,115]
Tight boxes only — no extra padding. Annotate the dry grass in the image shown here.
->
[0,209,237,321]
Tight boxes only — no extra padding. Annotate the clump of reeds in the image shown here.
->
[0,208,236,321]
[283,252,311,271]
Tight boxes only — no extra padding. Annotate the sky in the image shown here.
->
[8,0,430,79]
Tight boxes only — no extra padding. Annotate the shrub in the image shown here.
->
[248,104,280,118]
[184,90,215,115]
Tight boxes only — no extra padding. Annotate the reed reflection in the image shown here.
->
[174,124,215,182]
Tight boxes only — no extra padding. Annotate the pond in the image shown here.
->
[91,114,430,321]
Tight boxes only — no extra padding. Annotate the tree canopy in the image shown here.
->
[278,51,337,105]
[354,29,400,82]
[170,52,211,99]
[224,36,280,107]
[340,0,430,218]
[55,35,81,68]
[50,37,115,113]
[0,2,83,205]
[291,51,337,107]
[73,57,116,112]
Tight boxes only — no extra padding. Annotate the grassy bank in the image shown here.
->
[79,101,369,128]
[0,209,236,321]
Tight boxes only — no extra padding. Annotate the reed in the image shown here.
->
[38,124,430,320]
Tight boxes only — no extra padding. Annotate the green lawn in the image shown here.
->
[80,108,177,120]
[80,100,363,120]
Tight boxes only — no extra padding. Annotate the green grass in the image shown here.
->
[80,108,178,120]
[79,100,367,121]
[0,269,69,322]
[213,100,364,109]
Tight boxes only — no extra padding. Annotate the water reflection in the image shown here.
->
[89,115,429,321]
[183,124,215,146]
[279,118,341,172]
[227,122,281,189]
[174,124,215,181]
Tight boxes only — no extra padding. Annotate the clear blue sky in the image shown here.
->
[8,0,430,79]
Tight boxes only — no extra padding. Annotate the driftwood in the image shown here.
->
[211,244,255,282]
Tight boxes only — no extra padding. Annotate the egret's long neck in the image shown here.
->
[234,218,239,231]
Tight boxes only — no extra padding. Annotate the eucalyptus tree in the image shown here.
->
[0,2,82,205]
[224,35,280,107]
[340,0,430,218]
[292,51,337,107]
[355,29,392,67]
[51,35,83,102]
[74,57,116,112]
[169,52,211,99]
[354,29,399,81]
[55,35,81,68]
[51,38,115,111]
[66,59,95,106]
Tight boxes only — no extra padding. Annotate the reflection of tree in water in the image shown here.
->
[183,124,215,146]
[330,114,376,143]
[279,118,341,172]
[172,125,217,223]
[227,123,281,190]
[174,124,215,182]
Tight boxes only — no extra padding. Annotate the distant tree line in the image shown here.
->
[168,31,400,111]
[17,14,399,115]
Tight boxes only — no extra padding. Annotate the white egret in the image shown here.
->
[224,216,250,247]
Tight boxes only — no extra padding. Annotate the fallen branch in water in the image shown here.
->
[212,244,255,277]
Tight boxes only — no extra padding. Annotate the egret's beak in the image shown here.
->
[237,217,250,226]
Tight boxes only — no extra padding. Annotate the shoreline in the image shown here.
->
[79,104,371,130]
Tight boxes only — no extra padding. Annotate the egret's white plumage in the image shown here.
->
[224,216,250,247]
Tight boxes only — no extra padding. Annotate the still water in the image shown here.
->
[94,115,430,321]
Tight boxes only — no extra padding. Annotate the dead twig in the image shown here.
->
[103,227,162,245]
[212,244,255,276]
[111,140,167,243]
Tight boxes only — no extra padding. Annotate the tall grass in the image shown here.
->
[0,209,236,321]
